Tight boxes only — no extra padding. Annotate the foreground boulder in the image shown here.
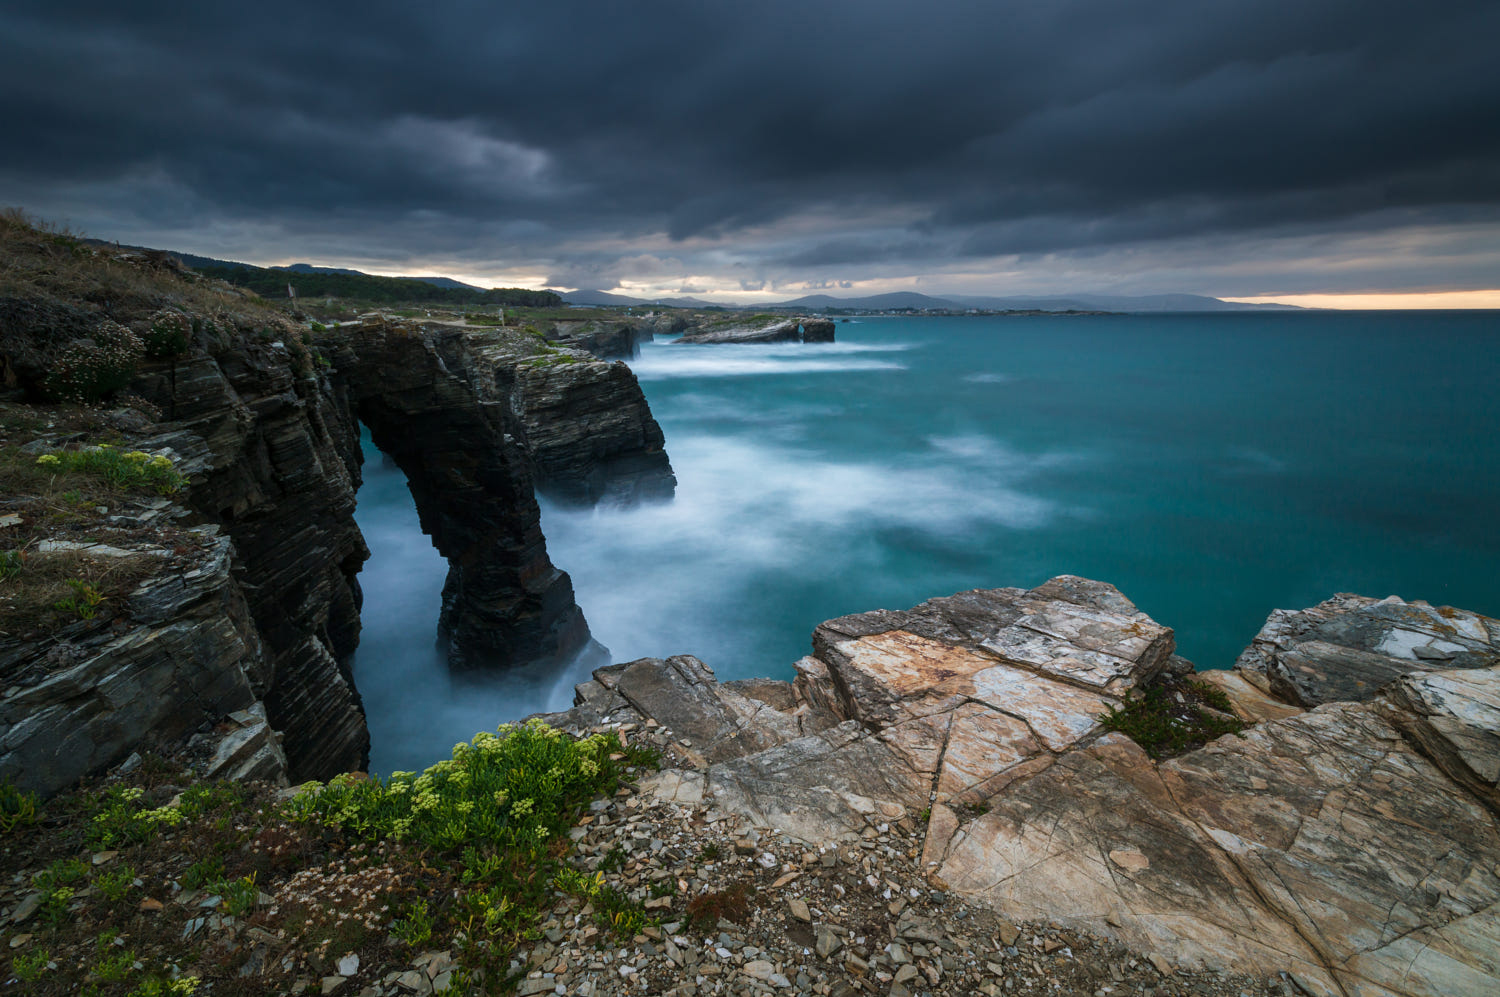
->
[543,577,1500,997]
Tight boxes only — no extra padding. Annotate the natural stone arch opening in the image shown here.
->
[343,325,593,671]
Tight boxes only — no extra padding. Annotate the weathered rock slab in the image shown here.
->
[1384,664,1500,813]
[614,580,1500,997]
[1236,593,1499,706]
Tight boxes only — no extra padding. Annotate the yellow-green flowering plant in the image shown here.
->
[284,718,627,854]
[34,444,187,496]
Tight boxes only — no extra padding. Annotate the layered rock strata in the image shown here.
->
[504,355,675,507]
[4,312,674,790]
[546,320,655,360]
[126,343,371,782]
[540,577,1500,997]
[1233,591,1500,705]
[674,317,835,344]
[0,533,289,795]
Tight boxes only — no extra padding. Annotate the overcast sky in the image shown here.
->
[4,1,1498,303]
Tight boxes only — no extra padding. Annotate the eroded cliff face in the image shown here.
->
[2,324,366,791]
[674,316,835,344]
[503,356,675,508]
[0,533,285,795]
[126,344,371,782]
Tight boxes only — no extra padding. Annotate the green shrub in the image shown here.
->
[283,718,624,853]
[1098,683,1246,759]
[35,444,187,496]
[180,856,224,891]
[125,977,201,996]
[86,785,190,849]
[143,308,192,358]
[92,946,138,983]
[34,857,89,891]
[208,873,258,917]
[0,549,24,582]
[0,779,39,831]
[43,321,144,404]
[390,899,435,949]
[13,948,51,983]
[93,863,138,902]
[33,858,89,927]
[54,578,105,619]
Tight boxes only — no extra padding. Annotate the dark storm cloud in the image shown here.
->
[3,0,1498,292]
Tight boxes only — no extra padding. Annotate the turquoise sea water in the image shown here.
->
[354,311,1500,772]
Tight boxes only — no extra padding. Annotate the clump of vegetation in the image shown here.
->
[685,881,752,930]
[554,867,650,937]
[0,713,656,995]
[0,548,23,582]
[0,548,162,638]
[0,779,40,832]
[143,308,192,358]
[43,321,144,404]
[280,719,652,982]
[34,444,187,496]
[1098,678,1247,759]
[53,577,106,618]
[285,718,623,852]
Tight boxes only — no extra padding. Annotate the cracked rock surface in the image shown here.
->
[539,576,1500,997]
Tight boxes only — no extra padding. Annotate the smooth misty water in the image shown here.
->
[354,311,1500,773]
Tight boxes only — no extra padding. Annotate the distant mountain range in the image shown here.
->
[562,289,1302,312]
[561,288,725,308]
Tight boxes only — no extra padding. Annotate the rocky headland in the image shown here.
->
[0,218,673,792]
[674,316,836,345]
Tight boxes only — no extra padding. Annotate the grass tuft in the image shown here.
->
[1099,678,1247,760]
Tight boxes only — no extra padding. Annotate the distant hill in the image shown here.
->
[80,241,558,307]
[278,263,483,292]
[560,289,723,308]
[560,289,1304,312]
[771,291,955,310]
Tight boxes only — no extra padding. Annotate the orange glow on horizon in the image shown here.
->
[1222,290,1500,310]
